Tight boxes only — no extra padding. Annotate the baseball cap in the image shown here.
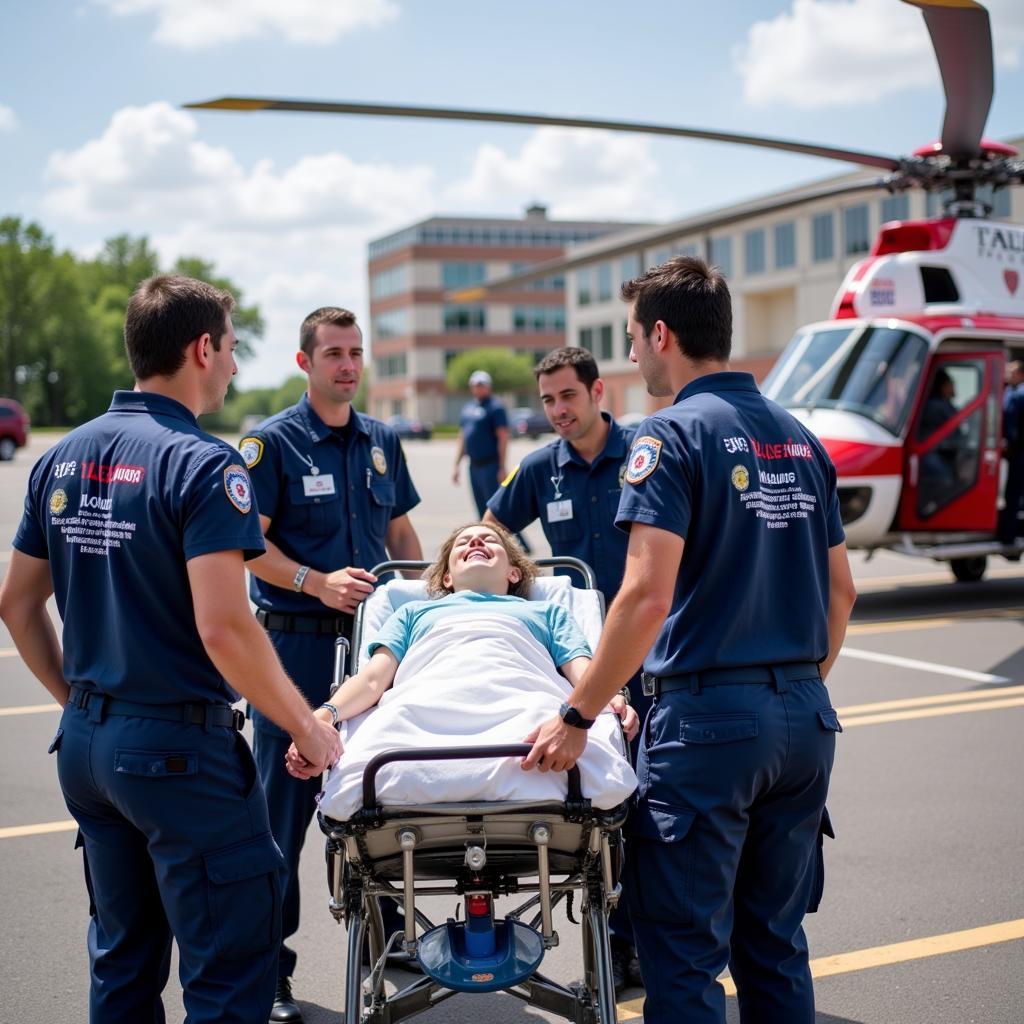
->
[469,370,492,386]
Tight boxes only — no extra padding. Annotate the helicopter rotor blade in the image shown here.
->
[903,0,993,158]
[185,96,903,172]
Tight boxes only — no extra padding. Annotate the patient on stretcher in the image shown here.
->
[287,523,638,816]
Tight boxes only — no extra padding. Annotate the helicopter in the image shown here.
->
[186,0,1023,583]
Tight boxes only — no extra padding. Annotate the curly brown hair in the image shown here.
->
[425,522,538,599]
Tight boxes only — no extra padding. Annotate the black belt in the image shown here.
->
[255,609,352,635]
[68,686,244,730]
[469,457,498,466]
[642,661,821,697]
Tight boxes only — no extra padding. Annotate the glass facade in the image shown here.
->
[373,308,410,338]
[843,205,871,255]
[812,212,834,262]
[774,222,796,268]
[443,305,486,332]
[710,237,733,277]
[745,229,766,275]
[441,262,486,289]
[512,306,566,332]
[880,194,910,223]
[370,265,409,299]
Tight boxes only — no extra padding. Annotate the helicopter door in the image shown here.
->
[898,350,1003,532]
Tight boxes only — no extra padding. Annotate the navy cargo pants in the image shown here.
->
[56,700,283,1024]
[625,667,840,1023]
[253,628,337,982]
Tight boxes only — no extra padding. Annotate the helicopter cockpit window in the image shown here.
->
[915,360,984,518]
[764,325,928,436]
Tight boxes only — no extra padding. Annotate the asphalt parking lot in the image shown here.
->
[1,432,1022,1023]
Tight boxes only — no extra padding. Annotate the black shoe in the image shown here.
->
[609,941,632,995]
[269,977,302,1023]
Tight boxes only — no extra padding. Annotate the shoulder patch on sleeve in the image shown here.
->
[501,465,520,487]
[223,464,254,513]
[239,436,264,468]
[625,435,663,485]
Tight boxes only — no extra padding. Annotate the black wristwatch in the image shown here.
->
[559,701,596,730]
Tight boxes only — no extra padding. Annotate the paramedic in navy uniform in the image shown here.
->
[241,306,422,1022]
[0,275,341,1024]
[484,345,643,991]
[453,369,510,517]
[523,256,857,1024]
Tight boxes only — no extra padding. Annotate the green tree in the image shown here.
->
[445,349,534,394]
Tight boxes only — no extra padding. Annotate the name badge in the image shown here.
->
[546,499,574,522]
[302,474,336,497]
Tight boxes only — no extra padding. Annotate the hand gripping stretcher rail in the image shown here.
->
[316,557,632,1024]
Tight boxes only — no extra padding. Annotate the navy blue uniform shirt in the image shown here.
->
[616,372,843,676]
[460,395,508,462]
[13,391,265,704]
[487,413,635,603]
[242,394,420,614]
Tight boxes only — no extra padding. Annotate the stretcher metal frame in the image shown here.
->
[318,558,626,1024]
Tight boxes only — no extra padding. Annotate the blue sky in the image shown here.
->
[2,0,1022,387]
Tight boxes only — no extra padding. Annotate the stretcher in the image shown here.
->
[318,558,631,1024]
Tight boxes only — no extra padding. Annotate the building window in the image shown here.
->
[375,353,408,379]
[370,265,409,299]
[745,229,766,275]
[373,308,410,338]
[443,305,486,332]
[579,327,594,352]
[511,263,565,291]
[880,194,910,223]
[619,254,640,286]
[598,324,613,361]
[512,306,566,332]
[597,262,614,302]
[576,268,593,306]
[812,212,834,262]
[774,222,796,269]
[710,237,733,277]
[442,262,486,289]
[844,205,871,255]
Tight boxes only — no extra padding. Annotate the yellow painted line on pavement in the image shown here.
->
[0,819,76,840]
[842,695,1024,727]
[847,606,1024,635]
[0,702,60,717]
[616,918,1024,1018]
[837,684,1024,716]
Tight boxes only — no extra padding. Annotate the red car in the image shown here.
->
[0,398,30,460]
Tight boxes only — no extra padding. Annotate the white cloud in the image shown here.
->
[40,104,680,386]
[733,0,1024,110]
[443,127,673,221]
[0,103,18,132]
[93,0,398,48]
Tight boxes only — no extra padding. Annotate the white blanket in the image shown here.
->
[319,614,637,819]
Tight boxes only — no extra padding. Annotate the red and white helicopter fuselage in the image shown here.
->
[763,215,1024,580]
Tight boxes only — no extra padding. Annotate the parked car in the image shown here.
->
[0,398,30,460]
[509,407,554,439]
[387,414,433,441]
